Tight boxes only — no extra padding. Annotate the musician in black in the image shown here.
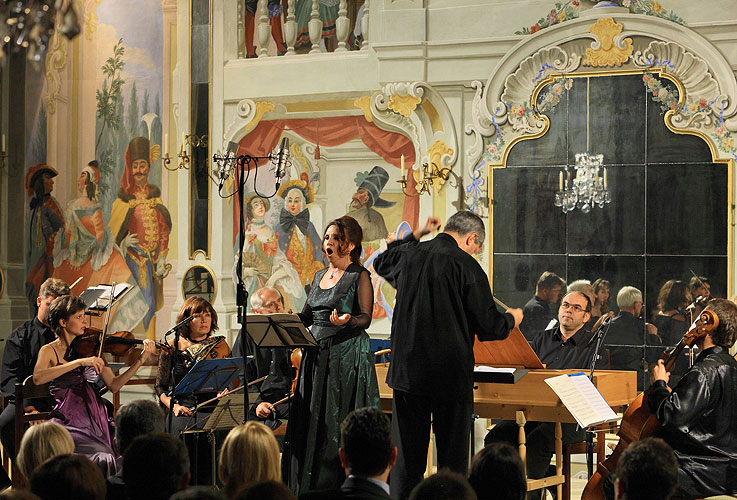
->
[485,291,596,500]
[519,271,566,340]
[232,287,293,430]
[649,297,737,498]
[0,277,70,459]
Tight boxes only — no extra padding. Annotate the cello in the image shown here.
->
[580,309,719,500]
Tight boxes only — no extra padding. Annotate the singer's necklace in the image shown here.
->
[328,267,342,279]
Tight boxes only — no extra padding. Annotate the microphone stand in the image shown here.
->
[166,317,185,435]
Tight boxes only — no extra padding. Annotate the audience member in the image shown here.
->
[16,421,75,483]
[170,486,227,500]
[468,442,525,500]
[0,490,40,500]
[123,432,189,500]
[613,437,678,500]
[408,471,476,500]
[237,481,297,500]
[29,454,106,500]
[106,399,165,500]
[519,271,565,340]
[300,406,396,499]
[218,421,281,498]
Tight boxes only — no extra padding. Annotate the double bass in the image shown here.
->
[581,309,719,500]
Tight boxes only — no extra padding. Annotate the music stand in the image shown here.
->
[173,358,241,398]
[244,313,317,348]
[202,393,246,432]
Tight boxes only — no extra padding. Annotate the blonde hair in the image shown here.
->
[17,421,75,480]
[218,421,281,497]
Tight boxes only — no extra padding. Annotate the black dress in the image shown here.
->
[285,263,379,494]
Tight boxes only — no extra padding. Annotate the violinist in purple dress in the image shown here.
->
[33,295,156,476]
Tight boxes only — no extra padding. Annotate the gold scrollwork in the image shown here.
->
[353,96,373,122]
[426,140,454,193]
[388,94,422,117]
[583,18,633,67]
[245,101,275,132]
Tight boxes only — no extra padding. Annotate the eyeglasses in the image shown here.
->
[560,302,587,313]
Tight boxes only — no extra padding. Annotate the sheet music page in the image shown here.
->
[474,366,517,374]
[544,373,617,428]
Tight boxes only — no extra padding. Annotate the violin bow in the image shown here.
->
[187,375,268,413]
[97,282,119,358]
[493,296,511,311]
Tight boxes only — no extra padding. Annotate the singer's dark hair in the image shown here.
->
[323,216,363,265]
[176,296,218,339]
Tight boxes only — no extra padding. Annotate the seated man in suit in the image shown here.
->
[519,271,566,340]
[605,286,661,390]
[485,291,596,500]
[300,407,396,499]
[232,287,294,430]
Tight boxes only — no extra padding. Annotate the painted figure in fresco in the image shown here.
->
[233,193,306,313]
[25,164,65,309]
[346,166,395,242]
[52,161,147,332]
[244,0,287,57]
[109,137,170,332]
[276,179,324,293]
[294,0,339,51]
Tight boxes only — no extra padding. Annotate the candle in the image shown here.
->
[604,168,608,189]
[2,134,5,152]
[164,133,168,156]
[419,163,424,183]
[559,171,563,191]
[182,133,187,149]
[400,154,405,179]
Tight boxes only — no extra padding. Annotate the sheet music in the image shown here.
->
[474,366,517,374]
[544,372,618,428]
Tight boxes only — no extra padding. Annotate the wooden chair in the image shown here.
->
[13,375,52,488]
[562,426,607,500]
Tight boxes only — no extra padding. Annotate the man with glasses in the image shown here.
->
[485,291,597,500]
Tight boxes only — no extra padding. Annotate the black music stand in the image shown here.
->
[244,313,316,348]
[173,358,241,399]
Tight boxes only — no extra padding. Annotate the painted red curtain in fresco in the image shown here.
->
[232,116,418,241]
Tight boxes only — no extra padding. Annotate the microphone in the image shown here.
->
[275,137,289,190]
[165,315,195,338]
[216,141,239,191]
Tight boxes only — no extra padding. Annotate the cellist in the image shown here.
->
[647,298,737,499]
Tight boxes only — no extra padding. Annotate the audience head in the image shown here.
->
[409,470,477,500]
[593,278,611,306]
[468,443,525,500]
[47,295,87,338]
[705,298,737,348]
[218,421,281,498]
[176,296,218,339]
[657,280,691,312]
[123,432,190,500]
[114,399,165,455]
[558,292,591,333]
[444,210,485,256]
[235,480,296,500]
[29,454,106,500]
[170,486,227,500]
[535,271,566,304]
[250,287,285,314]
[689,275,711,300]
[0,490,40,500]
[617,286,644,315]
[323,216,363,265]
[614,437,678,500]
[567,279,595,305]
[16,421,75,482]
[37,278,70,324]
[339,407,396,478]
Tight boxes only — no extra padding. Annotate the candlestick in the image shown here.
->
[400,154,405,179]
[2,134,5,152]
[559,171,563,191]
[603,168,608,189]
[164,133,168,156]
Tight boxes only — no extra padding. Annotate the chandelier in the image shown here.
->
[554,152,610,213]
[554,77,611,214]
[0,1,80,63]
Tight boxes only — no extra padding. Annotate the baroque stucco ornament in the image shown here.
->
[583,17,633,67]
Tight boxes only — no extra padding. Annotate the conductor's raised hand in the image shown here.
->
[413,216,442,241]
[330,309,351,326]
[506,308,524,328]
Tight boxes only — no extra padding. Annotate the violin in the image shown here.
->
[580,309,719,500]
[64,327,170,362]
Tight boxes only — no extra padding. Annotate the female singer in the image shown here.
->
[285,215,380,493]
[33,295,156,476]
[155,296,230,435]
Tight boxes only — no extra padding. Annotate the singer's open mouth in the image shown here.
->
[326,248,334,256]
